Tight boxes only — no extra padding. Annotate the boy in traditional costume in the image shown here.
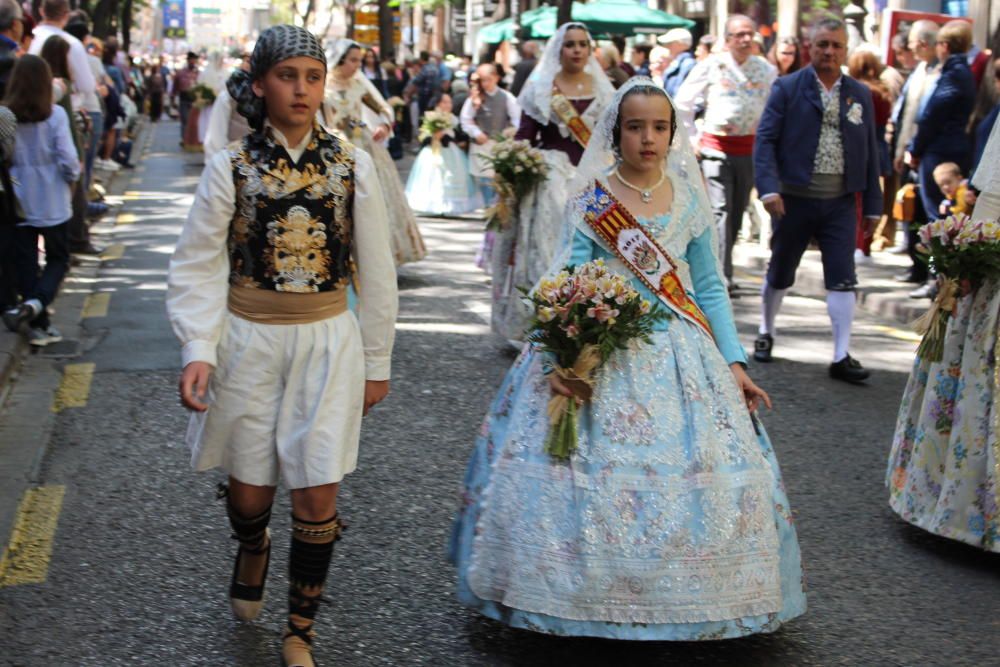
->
[166,25,397,667]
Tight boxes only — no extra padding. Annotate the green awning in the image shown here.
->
[574,0,694,34]
[476,1,694,44]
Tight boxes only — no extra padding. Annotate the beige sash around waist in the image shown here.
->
[228,285,348,325]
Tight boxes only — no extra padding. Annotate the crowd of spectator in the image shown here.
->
[0,0,197,346]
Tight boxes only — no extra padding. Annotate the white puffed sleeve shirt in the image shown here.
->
[167,123,398,380]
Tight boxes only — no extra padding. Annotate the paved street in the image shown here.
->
[1,121,998,666]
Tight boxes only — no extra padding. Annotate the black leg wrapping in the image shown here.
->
[287,514,342,622]
[226,498,272,550]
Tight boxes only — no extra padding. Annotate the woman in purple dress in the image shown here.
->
[490,22,615,343]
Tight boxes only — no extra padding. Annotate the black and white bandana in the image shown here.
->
[227,24,327,131]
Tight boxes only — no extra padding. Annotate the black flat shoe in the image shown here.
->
[753,334,773,362]
[829,354,870,384]
[230,528,271,621]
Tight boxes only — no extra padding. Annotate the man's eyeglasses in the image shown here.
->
[727,31,754,40]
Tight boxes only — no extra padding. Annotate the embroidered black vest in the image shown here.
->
[228,125,355,293]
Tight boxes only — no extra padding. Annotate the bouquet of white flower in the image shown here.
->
[480,139,547,230]
[418,110,452,143]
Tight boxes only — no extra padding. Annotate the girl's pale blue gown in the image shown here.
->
[404,128,483,216]
[449,181,806,640]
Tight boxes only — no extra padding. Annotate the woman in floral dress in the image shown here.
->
[886,117,1000,552]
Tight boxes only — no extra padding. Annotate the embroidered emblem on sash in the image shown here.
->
[583,181,713,337]
[551,87,592,148]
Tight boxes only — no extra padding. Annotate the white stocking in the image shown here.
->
[759,281,787,336]
[826,290,855,362]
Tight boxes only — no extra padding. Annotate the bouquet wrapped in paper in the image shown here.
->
[418,110,453,145]
[190,84,217,109]
[480,139,547,231]
[914,214,1000,360]
[524,260,667,459]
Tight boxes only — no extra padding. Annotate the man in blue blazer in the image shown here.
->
[753,18,882,384]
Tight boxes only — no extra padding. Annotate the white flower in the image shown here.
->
[846,102,864,125]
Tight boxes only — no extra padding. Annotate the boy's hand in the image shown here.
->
[179,361,213,412]
[364,380,390,416]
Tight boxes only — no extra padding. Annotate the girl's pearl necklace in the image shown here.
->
[614,166,666,203]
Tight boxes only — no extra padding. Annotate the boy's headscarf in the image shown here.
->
[227,24,326,131]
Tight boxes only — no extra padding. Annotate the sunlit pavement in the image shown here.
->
[0,121,997,666]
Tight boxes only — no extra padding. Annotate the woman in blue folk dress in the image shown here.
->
[405,93,483,216]
[449,79,806,640]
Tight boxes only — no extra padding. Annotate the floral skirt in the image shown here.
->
[449,319,807,639]
[886,281,1000,552]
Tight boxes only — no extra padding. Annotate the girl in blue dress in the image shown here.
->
[449,79,807,640]
[405,93,483,216]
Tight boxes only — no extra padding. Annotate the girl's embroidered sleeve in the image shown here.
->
[686,228,748,366]
[166,150,236,368]
[352,148,398,381]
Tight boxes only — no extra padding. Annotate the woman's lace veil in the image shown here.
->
[518,22,616,126]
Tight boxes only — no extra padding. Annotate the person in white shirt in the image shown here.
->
[459,62,521,205]
[674,15,776,291]
[27,0,96,113]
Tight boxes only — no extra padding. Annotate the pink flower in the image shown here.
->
[562,323,580,338]
[586,303,620,323]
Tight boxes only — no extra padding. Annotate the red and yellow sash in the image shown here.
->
[583,181,713,338]
[551,87,591,148]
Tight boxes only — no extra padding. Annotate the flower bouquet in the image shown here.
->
[525,260,667,459]
[913,214,1000,361]
[480,139,547,231]
[190,83,216,109]
[418,110,452,144]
